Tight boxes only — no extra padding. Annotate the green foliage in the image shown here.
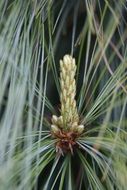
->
[0,0,127,189]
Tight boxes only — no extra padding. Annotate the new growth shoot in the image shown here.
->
[51,55,84,155]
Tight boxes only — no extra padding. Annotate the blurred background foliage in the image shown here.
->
[0,0,127,189]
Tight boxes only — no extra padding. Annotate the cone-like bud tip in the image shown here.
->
[51,125,60,134]
[77,125,84,134]
[52,115,58,124]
